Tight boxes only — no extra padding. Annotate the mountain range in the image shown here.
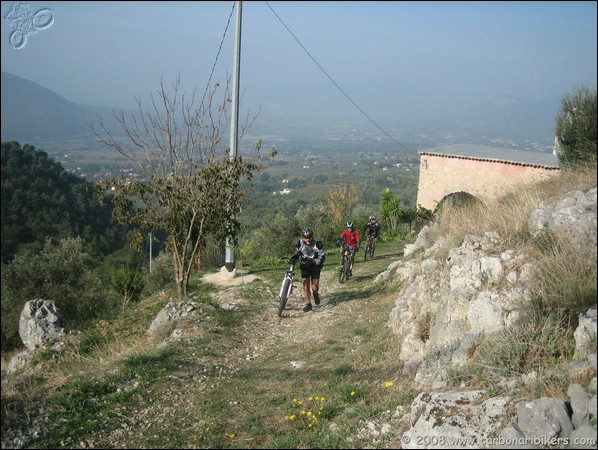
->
[1,71,561,145]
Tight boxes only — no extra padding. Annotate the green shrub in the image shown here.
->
[1,238,117,351]
[110,267,145,309]
[145,251,174,293]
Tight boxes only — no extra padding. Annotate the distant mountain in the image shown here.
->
[2,71,561,145]
[247,79,561,143]
[1,72,125,143]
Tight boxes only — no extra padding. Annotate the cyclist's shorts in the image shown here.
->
[300,266,321,280]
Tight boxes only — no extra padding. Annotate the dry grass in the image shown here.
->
[428,162,597,253]
[527,233,597,316]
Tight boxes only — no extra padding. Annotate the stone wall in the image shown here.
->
[416,152,560,211]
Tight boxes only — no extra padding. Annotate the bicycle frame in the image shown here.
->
[338,244,355,283]
[278,261,296,316]
[364,234,375,260]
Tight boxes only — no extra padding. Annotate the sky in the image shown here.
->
[2,1,597,130]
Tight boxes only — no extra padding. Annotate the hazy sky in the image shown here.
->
[2,1,597,126]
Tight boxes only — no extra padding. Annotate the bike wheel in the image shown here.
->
[364,245,369,261]
[33,9,54,29]
[278,277,291,316]
[9,30,26,49]
[339,259,348,283]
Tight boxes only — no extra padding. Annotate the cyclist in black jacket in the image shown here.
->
[363,215,380,252]
[290,227,325,312]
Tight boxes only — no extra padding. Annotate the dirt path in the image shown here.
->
[207,259,381,350]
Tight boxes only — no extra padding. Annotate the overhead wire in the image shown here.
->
[199,2,236,110]
[264,1,413,153]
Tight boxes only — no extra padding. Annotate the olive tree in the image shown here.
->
[380,188,401,232]
[92,76,274,299]
[554,86,597,167]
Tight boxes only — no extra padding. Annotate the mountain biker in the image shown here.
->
[290,227,325,312]
[363,215,380,253]
[338,221,361,277]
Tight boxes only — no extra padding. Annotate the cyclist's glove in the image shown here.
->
[290,254,300,264]
[301,256,315,267]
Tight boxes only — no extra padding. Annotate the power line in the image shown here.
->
[200,2,236,110]
[264,1,413,153]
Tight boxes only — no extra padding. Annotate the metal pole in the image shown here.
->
[149,230,152,273]
[225,0,241,272]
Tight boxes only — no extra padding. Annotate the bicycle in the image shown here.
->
[278,259,297,316]
[363,234,375,260]
[338,244,356,283]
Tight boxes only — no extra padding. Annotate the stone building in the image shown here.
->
[416,144,560,212]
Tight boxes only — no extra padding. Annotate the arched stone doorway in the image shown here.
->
[434,191,482,222]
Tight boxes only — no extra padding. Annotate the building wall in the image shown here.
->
[416,152,560,211]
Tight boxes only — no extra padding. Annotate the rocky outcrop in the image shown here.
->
[8,299,66,374]
[19,299,65,351]
[528,187,597,248]
[382,188,596,388]
[382,188,597,448]
[146,299,216,346]
[384,230,532,388]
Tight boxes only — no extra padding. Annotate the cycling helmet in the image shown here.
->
[369,215,376,221]
[346,221,354,228]
[302,227,314,238]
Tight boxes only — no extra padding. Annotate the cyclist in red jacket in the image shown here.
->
[338,221,360,277]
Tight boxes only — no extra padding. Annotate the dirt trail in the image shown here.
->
[205,260,376,351]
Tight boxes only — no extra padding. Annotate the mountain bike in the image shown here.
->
[363,234,375,260]
[278,259,297,316]
[338,244,356,283]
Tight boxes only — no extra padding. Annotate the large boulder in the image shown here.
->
[19,299,65,351]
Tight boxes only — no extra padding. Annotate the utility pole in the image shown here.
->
[149,230,152,273]
[225,0,241,272]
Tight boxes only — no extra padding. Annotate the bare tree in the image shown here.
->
[91,76,274,299]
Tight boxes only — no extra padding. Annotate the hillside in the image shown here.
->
[1,72,92,141]
[0,72,126,142]
[1,166,596,449]
[0,141,127,265]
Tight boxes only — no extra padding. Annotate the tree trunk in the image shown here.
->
[173,251,187,300]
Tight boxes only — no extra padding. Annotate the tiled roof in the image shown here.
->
[420,144,560,169]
